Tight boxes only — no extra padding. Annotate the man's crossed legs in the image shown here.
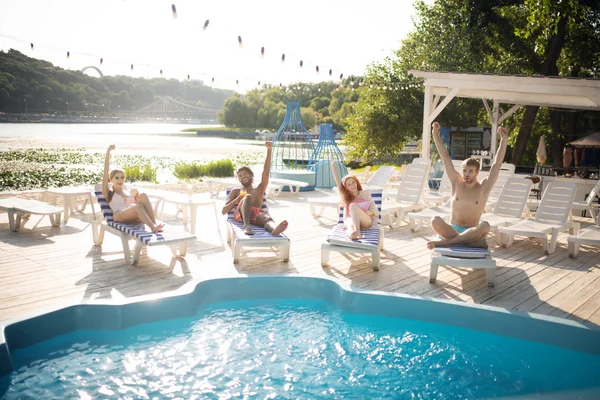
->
[427,216,490,250]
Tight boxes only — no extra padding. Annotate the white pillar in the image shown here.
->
[491,100,499,155]
[421,85,433,158]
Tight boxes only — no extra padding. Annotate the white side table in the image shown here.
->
[43,187,96,224]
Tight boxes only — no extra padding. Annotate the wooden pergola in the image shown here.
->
[409,70,600,158]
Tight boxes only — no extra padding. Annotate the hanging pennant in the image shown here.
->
[261,46,265,57]
[203,19,209,29]
[30,43,34,50]
[171,4,177,18]
[238,36,243,47]
[281,53,285,62]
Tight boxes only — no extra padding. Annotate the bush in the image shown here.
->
[173,159,234,180]
[123,164,157,183]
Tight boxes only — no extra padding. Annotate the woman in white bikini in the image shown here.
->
[331,161,377,240]
[102,145,164,233]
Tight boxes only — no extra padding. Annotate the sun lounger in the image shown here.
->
[321,190,384,271]
[570,178,600,224]
[480,176,532,246]
[225,189,290,263]
[430,245,497,287]
[0,197,62,232]
[497,182,578,254]
[308,194,340,217]
[269,178,309,194]
[43,187,97,224]
[91,184,196,266]
[381,162,430,228]
[364,166,397,190]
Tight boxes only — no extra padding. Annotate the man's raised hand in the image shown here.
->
[432,122,441,136]
[498,127,509,141]
[265,141,273,150]
[107,144,116,153]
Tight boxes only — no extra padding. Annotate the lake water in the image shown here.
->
[0,123,267,161]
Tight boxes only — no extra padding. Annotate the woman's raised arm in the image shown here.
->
[102,144,115,199]
[330,160,343,191]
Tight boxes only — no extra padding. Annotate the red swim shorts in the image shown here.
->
[234,206,265,224]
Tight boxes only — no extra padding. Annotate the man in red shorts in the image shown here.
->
[222,141,289,236]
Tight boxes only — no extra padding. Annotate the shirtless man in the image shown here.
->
[222,141,288,236]
[427,122,509,249]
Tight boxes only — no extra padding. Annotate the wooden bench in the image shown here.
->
[0,197,62,232]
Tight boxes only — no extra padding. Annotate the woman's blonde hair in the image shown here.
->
[339,175,362,204]
[106,169,125,203]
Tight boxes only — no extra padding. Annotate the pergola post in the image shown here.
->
[421,85,433,158]
[491,100,499,155]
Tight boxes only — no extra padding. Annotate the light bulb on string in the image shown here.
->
[160,69,163,76]
[261,46,265,57]
[66,51,70,59]
[328,69,332,76]
[100,58,103,65]
[130,64,134,71]
[187,74,190,80]
[316,66,319,73]
[203,19,209,29]
[281,53,285,63]
[30,43,34,50]
[299,60,303,68]
[238,36,243,47]
[171,4,177,18]
[211,77,214,85]
[236,80,239,85]
[339,73,343,80]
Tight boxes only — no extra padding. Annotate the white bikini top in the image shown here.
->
[109,192,136,212]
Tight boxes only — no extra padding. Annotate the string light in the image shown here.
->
[316,66,319,73]
[171,4,177,18]
[130,64,134,70]
[100,57,103,65]
[203,19,209,29]
[329,69,332,76]
[299,60,303,68]
[261,46,265,57]
[238,35,242,47]
[281,53,285,63]
[66,51,70,59]
[30,43,34,50]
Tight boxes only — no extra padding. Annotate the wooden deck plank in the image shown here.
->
[1,196,599,330]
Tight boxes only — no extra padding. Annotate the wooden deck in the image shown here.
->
[1,190,599,328]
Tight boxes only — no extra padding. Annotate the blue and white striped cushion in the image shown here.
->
[94,186,164,245]
[327,190,382,249]
[432,245,491,259]
[225,188,287,238]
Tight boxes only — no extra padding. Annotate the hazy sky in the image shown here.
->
[0,0,421,92]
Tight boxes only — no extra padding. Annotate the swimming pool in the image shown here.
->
[1,276,600,398]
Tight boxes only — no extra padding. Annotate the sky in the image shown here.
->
[0,0,421,93]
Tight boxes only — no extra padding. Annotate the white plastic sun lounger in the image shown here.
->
[430,245,497,287]
[225,189,290,263]
[91,184,196,266]
[497,182,578,255]
[568,217,600,258]
[480,176,533,246]
[321,190,384,271]
[570,178,600,224]
[0,197,62,232]
[364,166,397,190]
[381,162,430,228]
[206,177,283,198]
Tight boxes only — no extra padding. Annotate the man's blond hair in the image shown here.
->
[461,157,480,171]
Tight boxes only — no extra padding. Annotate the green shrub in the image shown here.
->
[174,159,234,180]
[123,164,157,183]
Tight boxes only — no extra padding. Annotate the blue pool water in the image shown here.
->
[2,298,600,399]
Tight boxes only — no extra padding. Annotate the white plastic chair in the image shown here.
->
[570,178,600,224]
[497,182,579,254]
[567,216,600,258]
